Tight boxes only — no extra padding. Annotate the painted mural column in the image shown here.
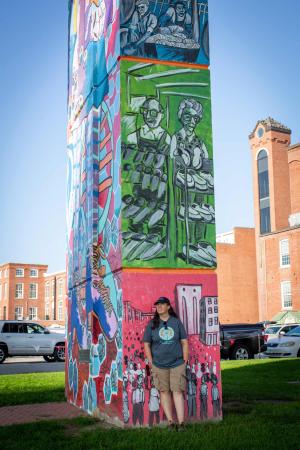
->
[67,0,221,426]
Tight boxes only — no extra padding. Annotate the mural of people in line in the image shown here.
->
[200,373,209,419]
[148,378,161,426]
[121,272,222,426]
[121,61,215,269]
[132,374,145,426]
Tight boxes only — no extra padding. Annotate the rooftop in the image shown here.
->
[249,117,291,138]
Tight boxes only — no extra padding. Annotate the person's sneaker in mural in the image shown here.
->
[140,240,166,260]
[148,203,167,227]
[178,203,213,222]
[127,234,160,261]
[192,173,208,191]
[200,171,214,188]
[183,244,214,266]
[176,170,195,189]
[123,233,146,260]
[132,205,152,224]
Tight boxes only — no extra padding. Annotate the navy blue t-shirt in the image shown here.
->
[143,316,187,368]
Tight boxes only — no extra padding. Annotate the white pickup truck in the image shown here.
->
[0,320,65,363]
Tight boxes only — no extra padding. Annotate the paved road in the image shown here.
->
[0,357,65,375]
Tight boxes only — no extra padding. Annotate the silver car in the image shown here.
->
[264,325,300,358]
[0,320,65,363]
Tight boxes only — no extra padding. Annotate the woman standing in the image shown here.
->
[143,297,189,430]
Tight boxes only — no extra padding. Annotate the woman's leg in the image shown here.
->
[173,391,185,424]
[160,391,173,423]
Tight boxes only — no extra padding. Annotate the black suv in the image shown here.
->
[220,323,265,360]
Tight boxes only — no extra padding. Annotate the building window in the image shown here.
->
[30,269,38,277]
[15,283,24,299]
[257,150,271,234]
[0,284,2,301]
[15,307,23,320]
[29,307,38,320]
[16,268,24,277]
[29,284,38,299]
[214,306,218,313]
[4,268,9,278]
[58,279,64,297]
[208,307,213,314]
[281,281,292,309]
[214,317,218,325]
[280,239,290,267]
[45,282,50,299]
[4,283,7,299]
[208,318,213,326]
[52,302,55,320]
[207,298,212,305]
[58,301,63,320]
[51,280,55,297]
[45,303,50,320]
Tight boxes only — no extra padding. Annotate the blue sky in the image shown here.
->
[0,0,299,272]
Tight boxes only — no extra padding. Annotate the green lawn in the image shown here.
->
[0,359,300,449]
[0,372,65,407]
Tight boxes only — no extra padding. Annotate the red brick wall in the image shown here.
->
[216,228,259,323]
[288,145,300,215]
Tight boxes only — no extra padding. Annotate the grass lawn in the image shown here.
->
[0,359,300,449]
[0,372,65,407]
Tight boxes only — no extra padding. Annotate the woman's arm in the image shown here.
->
[181,339,189,364]
[144,342,153,367]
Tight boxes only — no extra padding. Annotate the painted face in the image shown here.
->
[137,2,149,16]
[176,3,185,18]
[181,107,201,132]
[141,100,163,129]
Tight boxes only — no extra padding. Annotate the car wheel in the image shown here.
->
[43,354,57,363]
[230,345,252,360]
[0,345,7,364]
[54,345,65,362]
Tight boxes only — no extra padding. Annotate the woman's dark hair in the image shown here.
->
[151,305,178,329]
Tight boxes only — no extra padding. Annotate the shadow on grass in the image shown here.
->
[0,372,65,407]
[221,358,300,402]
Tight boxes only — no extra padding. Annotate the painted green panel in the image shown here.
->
[121,60,215,269]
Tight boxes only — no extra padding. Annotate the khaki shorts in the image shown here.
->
[152,363,186,392]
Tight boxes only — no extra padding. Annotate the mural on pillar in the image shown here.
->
[68,0,120,126]
[122,271,221,426]
[121,60,216,268]
[120,0,209,65]
[66,49,123,419]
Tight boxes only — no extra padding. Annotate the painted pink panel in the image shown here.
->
[122,271,222,426]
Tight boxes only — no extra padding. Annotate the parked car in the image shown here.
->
[220,323,265,360]
[0,320,65,363]
[263,325,300,358]
[264,323,300,341]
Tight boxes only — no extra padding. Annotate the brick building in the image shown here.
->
[217,118,300,324]
[0,263,66,326]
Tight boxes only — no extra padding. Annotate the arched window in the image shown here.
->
[257,150,270,234]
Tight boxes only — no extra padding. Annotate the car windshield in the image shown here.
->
[265,326,280,334]
[286,326,300,336]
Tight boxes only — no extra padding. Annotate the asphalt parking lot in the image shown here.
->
[0,357,65,375]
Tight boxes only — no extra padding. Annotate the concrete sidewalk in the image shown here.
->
[0,402,87,426]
